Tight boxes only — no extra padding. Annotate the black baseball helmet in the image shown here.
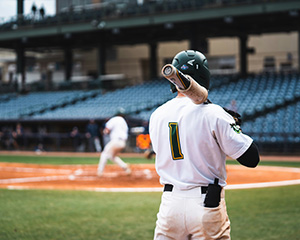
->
[171,50,210,93]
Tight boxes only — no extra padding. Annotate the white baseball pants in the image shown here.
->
[97,139,128,175]
[154,187,231,240]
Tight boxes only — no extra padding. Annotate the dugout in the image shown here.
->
[0,117,145,153]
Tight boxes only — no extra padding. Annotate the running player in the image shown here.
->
[97,109,131,177]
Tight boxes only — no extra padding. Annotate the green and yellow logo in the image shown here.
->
[230,123,242,134]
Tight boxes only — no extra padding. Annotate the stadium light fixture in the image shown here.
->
[224,16,233,24]
[164,23,174,29]
[112,28,120,34]
[289,10,298,17]
[98,21,106,29]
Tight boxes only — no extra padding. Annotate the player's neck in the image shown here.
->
[176,92,186,98]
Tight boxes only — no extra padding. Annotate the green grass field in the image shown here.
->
[0,154,299,240]
[0,186,299,240]
[0,154,300,168]
[0,155,154,165]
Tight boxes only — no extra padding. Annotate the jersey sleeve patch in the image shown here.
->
[230,123,242,134]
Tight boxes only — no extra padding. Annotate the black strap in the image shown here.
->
[164,184,173,192]
[164,184,208,194]
[201,186,208,194]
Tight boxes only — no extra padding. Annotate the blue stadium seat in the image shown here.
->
[0,73,299,145]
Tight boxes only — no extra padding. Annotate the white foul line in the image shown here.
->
[0,166,72,174]
[225,179,300,190]
[0,175,71,184]
[3,179,300,192]
[75,179,300,192]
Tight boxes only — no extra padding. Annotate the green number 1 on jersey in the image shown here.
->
[168,122,184,160]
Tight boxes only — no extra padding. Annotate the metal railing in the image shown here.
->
[0,0,288,31]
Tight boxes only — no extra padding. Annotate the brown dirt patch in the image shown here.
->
[0,163,300,191]
[0,152,299,191]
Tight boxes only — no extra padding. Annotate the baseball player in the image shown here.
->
[149,50,260,240]
[97,109,131,177]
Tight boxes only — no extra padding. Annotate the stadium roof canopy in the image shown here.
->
[0,0,299,50]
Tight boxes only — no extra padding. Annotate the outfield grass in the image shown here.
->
[226,185,300,240]
[0,154,299,239]
[0,190,159,240]
[0,185,299,240]
[0,155,155,165]
[0,154,299,168]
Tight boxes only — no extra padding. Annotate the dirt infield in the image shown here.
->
[0,152,300,191]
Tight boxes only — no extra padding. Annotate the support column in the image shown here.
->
[298,30,300,71]
[189,33,208,54]
[16,45,25,92]
[17,0,24,21]
[149,42,158,80]
[97,41,106,79]
[64,47,73,81]
[239,35,248,77]
[16,0,25,91]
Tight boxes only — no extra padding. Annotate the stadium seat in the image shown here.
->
[0,73,299,144]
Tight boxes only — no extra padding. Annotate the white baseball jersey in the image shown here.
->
[149,96,253,189]
[105,116,128,141]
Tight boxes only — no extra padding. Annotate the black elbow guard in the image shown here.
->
[237,142,260,168]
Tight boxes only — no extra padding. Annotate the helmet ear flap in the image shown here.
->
[173,58,180,65]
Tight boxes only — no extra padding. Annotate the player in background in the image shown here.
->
[85,119,102,152]
[149,50,260,240]
[97,108,131,177]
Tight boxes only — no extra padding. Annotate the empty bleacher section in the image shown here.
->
[0,93,17,103]
[209,72,300,118]
[29,80,173,120]
[0,77,230,121]
[0,72,299,153]
[243,102,300,141]
[208,73,300,152]
[0,90,101,120]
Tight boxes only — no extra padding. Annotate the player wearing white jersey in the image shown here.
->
[97,110,131,176]
[149,50,260,240]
